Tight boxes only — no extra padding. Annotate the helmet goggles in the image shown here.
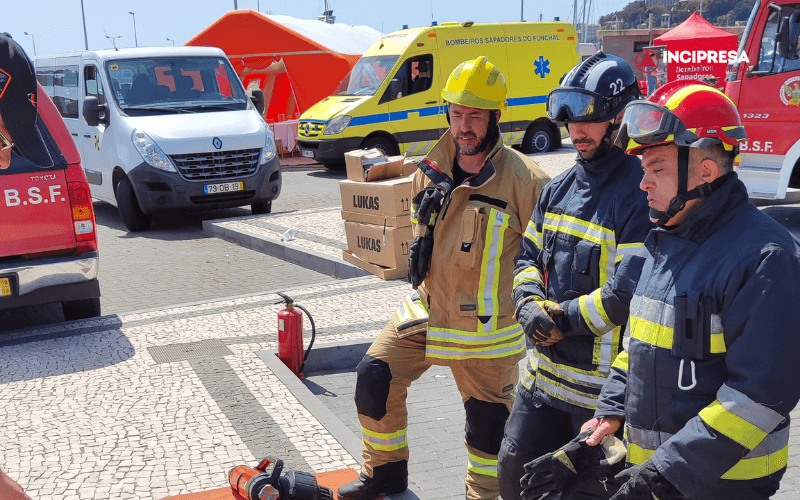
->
[616,100,745,154]
[547,84,639,123]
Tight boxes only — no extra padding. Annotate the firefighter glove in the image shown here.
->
[517,298,565,346]
[521,430,627,500]
[408,232,435,289]
[610,461,682,500]
[410,179,453,228]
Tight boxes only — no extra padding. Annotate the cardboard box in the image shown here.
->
[339,176,412,218]
[341,210,411,228]
[344,221,412,270]
[345,149,406,182]
[342,250,408,281]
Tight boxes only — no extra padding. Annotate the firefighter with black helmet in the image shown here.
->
[579,80,800,500]
[337,56,550,500]
[497,51,652,499]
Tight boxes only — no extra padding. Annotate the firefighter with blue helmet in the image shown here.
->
[579,80,800,500]
[497,51,651,499]
[337,56,550,500]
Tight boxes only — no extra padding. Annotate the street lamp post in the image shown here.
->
[80,0,89,50]
[166,37,175,46]
[128,11,138,47]
[23,31,36,57]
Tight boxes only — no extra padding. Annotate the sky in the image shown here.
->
[6,0,633,58]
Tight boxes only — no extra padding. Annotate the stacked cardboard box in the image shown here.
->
[340,149,418,280]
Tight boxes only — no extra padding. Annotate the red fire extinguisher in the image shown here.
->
[276,292,316,378]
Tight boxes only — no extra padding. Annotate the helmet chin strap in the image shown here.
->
[650,146,733,227]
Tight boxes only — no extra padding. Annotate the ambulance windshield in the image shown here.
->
[334,55,400,96]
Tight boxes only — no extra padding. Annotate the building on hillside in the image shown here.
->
[576,23,601,44]
[644,0,681,6]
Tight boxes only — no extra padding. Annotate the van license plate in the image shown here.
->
[0,277,11,297]
[204,181,244,194]
[301,150,314,158]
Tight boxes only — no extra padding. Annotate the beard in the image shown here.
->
[453,131,485,156]
[573,137,599,160]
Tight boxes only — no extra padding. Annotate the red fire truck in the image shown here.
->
[725,0,800,199]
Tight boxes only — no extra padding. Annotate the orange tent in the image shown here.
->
[186,11,363,123]
[653,12,738,89]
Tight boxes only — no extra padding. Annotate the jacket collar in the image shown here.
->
[420,129,504,188]
[574,146,629,184]
[657,172,749,241]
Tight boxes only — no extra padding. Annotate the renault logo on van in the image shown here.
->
[303,123,311,135]
[212,137,222,150]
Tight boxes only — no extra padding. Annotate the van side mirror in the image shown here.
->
[83,96,109,127]
[248,89,265,115]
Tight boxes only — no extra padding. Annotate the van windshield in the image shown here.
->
[334,55,399,96]
[105,56,248,115]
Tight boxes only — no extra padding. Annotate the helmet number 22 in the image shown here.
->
[609,78,624,95]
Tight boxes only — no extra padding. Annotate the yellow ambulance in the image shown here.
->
[298,21,579,169]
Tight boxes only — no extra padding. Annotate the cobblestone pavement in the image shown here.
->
[0,276,408,500]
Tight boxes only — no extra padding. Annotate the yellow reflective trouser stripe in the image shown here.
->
[611,350,628,371]
[478,208,510,331]
[699,401,769,450]
[580,288,615,336]
[523,220,542,249]
[427,323,523,345]
[514,268,543,289]
[362,427,408,451]
[468,452,498,477]
[523,354,605,409]
[722,445,789,480]
[426,335,526,360]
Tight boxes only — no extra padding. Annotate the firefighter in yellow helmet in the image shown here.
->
[337,56,550,500]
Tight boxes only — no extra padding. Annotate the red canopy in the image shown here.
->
[654,12,738,89]
[186,11,361,123]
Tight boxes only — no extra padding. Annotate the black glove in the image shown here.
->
[408,232,434,289]
[610,461,682,500]
[521,429,627,500]
[410,180,453,228]
[516,299,565,346]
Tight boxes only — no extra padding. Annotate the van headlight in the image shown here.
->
[324,115,352,135]
[131,129,177,173]
[260,127,277,165]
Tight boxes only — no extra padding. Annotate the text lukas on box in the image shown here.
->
[344,221,412,270]
[339,176,412,218]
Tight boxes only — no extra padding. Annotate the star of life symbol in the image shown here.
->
[534,56,550,79]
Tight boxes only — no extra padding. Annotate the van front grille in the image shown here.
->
[171,148,261,181]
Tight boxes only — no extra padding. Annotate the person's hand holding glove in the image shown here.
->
[408,179,454,289]
[516,298,565,346]
[520,429,627,500]
[610,460,682,500]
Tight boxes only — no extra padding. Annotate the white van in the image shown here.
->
[35,47,280,231]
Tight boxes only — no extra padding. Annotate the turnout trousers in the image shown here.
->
[355,316,518,499]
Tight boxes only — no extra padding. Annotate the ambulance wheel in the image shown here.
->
[251,200,272,215]
[521,124,555,154]
[362,136,397,156]
[116,176,152,232]
[62,297,101,321]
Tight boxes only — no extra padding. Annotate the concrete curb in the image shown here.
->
[258,340,422,500]
[203,220,370,279]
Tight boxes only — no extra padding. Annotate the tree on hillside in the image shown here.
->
[599,0,756,29]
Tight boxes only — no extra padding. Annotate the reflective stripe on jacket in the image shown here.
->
[414,130,550,366]
[512,146,651,412]
[595,175,800,498]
